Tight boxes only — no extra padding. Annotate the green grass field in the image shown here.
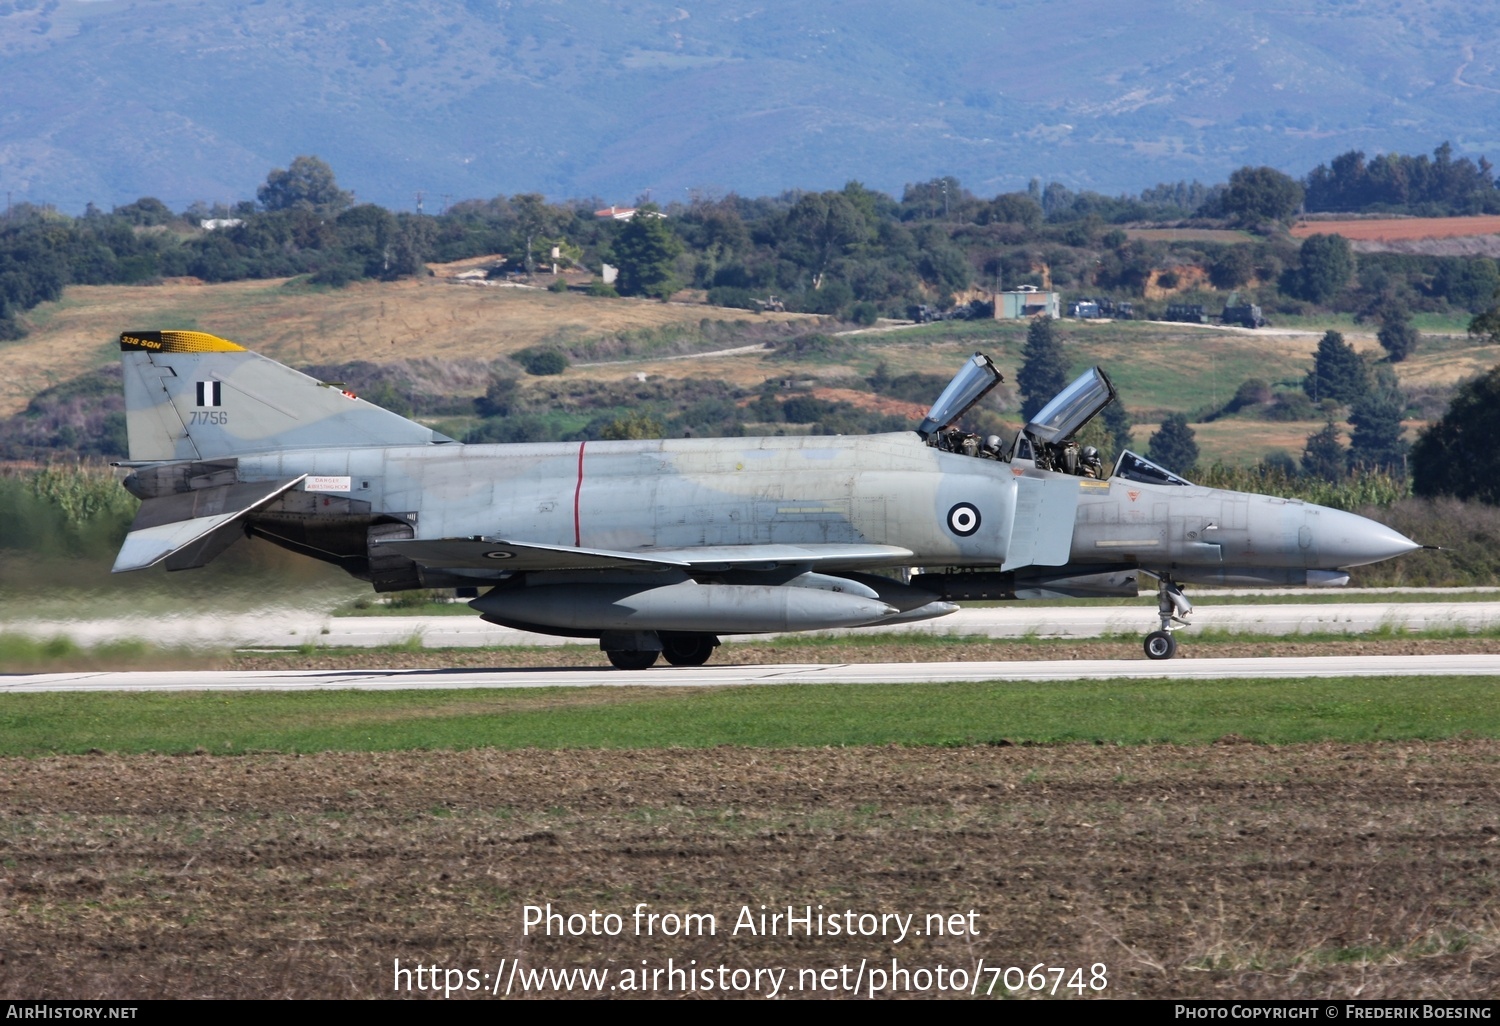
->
[1,674,1495,756]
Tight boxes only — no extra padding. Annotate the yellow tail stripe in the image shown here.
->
[120,330,246,353]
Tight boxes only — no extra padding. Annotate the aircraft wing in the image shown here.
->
[375,538,915,575]
[112,476,306,572]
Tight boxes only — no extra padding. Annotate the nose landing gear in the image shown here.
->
[1143,574,1192,660]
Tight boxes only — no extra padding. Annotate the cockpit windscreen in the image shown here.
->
[1113,450,1193,486]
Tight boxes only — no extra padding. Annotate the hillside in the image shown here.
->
[0,273,814,419]
[4,0,1500,210]
[6,274,1497,469]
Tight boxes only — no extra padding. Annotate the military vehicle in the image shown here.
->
[1162,304,1208,324]
[111,332,1419,666]
[1221,301,1268,328]
[1068,297,1134,320]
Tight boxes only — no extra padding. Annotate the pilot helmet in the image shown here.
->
[1082,446,1099,459]
[985,435,1002,450]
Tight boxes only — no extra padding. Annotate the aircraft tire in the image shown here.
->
[661,632,716,667]
[607,649,659,671]
[1143,630,1177,660]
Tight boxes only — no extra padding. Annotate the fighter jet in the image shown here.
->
[111,331,1419,667]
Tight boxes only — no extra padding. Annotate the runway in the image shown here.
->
[6,653,1498,692]
[9,600,1500,650]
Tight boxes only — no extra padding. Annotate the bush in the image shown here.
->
[309,261,361,288]
[514,347,569,376]
[849,301,879,326]
[548,277,570,293]
[587,280,619,298]
[1350,497,1500,586]
[706,285,759,310]
[1260,391,1319,421]
[772,333,852,361]
[1377,314,1420,362]
[1225,378,1272,414]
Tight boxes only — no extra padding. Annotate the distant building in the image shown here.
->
[593,206,666,221]
[995,287,1060,319]
[199,218,244,231]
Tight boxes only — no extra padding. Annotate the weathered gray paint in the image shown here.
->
[112,333,1421,648]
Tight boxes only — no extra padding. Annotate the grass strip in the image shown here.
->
[0,675,1495,755]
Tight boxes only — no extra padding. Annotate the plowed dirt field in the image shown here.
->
[1291,216,1500,242]
[1,743,1495,999]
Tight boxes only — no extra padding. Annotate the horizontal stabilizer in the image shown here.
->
[111,476,304,572]
[375,538,916,575]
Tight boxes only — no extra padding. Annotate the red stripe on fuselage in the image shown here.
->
[573,441,586,547]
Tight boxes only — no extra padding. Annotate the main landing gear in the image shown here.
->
[1143,574,1193,660]
[602,631,720,670]
[660,632,719,667]
[607,650,658,670]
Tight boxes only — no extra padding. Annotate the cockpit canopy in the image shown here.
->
[1023,367,1117,445]
[917,353,1004,439]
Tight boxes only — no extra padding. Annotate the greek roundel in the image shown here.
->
[947,502,981,537]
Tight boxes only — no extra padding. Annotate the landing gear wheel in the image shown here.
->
[607,649,659,671]
[660,632,717,667]
[1144,630,1178,660]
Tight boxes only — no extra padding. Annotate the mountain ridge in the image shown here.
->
[4,0,1499,210]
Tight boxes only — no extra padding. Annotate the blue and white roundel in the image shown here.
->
[947,502,981,537]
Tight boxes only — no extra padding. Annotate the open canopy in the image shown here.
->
[917,353,1004,438]
[1023,366,1117,445]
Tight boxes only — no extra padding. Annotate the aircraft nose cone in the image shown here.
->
[1311,507,1421,567]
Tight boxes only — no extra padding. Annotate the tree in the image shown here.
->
[1376,308,1421,363]
[1103,400,1133,460]
[981,193,1043,231]
[781,191,873,288]
[1468,287,1500,345]
[1208,245,1255,289]
[1433,258,1500,312]
[509,193,558,274]
[1347,366,1409,475]
[111,197,176,226]
[1016,316,1068,421]
[612,206,683,299]
[1293,233,1354,304]
[598,411,664,440]
[1221,166,1304,225]
[514,347,568,376]
[257,156,353,214]
[1412,365,1500,504]
[1147,414,1199,475]
[1301,421,1346,482]
[1303,330,1368,405]
[474,377,519,418]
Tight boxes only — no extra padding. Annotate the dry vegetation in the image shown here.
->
[1,743,1495,999]
[0,275,814,419]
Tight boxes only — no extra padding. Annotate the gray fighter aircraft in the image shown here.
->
[112,330,1419,667]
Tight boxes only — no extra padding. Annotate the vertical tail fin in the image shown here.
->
[119,330,453,461]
